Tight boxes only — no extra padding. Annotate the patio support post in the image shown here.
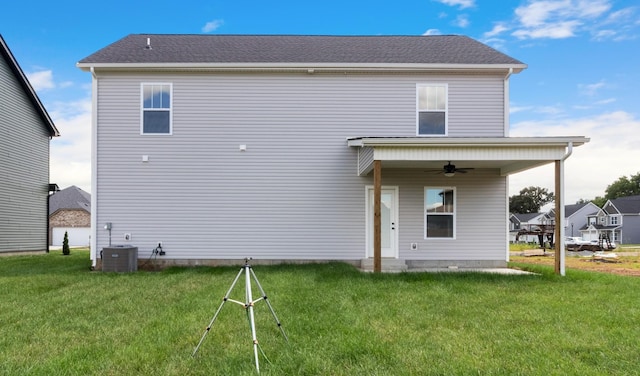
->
[373,160,381,273]
[554,160,562,275]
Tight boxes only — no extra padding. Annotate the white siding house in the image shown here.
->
[78,34,588,271]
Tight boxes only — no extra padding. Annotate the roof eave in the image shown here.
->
[77,62,527,73]
[0,35,60,138]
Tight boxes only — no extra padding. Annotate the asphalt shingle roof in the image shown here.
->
[610,195,640,214]
[78,34,526,66]
[564,202,598,217]
[49,186,91,215]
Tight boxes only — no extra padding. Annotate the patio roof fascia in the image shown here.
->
[347,136,589,177]
[346,136,589,148]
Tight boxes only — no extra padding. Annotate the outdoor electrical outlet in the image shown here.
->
[411,243,418,251]
[124,233,131,241]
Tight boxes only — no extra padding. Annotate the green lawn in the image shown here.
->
[1,250,640,375]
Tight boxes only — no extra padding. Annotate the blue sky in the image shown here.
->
[2,0,639,203]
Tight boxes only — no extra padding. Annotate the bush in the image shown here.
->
[62,231,70,255]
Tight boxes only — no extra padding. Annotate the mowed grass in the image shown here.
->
[1,251,640,375]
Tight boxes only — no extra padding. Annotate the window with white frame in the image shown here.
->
[417,84,447,135]
[610,216,619,225]
[425,187,455,238]
[141,83,172,134]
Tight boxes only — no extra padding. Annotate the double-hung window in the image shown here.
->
[141,83,172,134]
[425,187,455,238]
[417,84,447,135]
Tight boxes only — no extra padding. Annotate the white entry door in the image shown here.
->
[367,187,398,258]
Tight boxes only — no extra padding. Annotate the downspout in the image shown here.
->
[503,68,513,137]
[504,68,513,262]
[90,67,98,267]
[558,142,573,276]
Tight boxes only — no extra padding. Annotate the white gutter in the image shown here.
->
[90,67,98,267]
[559,142,574,276]
[77,62,528,73]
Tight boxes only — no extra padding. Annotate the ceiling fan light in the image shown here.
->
[444,172,455,177]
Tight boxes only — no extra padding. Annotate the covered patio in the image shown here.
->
[348,136,589,275]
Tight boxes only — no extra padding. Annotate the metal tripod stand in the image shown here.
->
[192,258,288,373]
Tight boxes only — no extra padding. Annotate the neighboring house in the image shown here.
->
[509,212,551,243]
[0,34,59,254]
[510,203,599,245]
[549,202,599,239]
[49,186,91,247]
[582,195,640,244]
[77,34,588,271]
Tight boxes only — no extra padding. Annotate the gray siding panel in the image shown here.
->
[0,56,50,252]
[386,169,507,261]
[621,216,640,244]
[94,72,507,260]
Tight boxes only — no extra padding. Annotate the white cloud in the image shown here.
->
[484,23,509,38]
[435,0,475,9]
[604,7,635,23]
[510,105,534,114]
[509,111,640,203]
[512,20,581,39]
[594,98,616,105]
[26,70,55,91]
[454,14,470,28]
[202,19,224,33]
[49,98,92,193]
[482,37,508,51]
[423,29,442,35]
[592,29,617,40]
[510,0,617,40]
[515,0,571,27]
[578,80,606,96]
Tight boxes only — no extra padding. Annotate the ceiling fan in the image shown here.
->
[428,161,475,177]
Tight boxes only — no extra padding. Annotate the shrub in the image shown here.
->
[62,231,70,255]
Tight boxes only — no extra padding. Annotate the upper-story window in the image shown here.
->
[417,84,447,136]
[610,216,619,225]
[141,83,172,135]
[425,187,455,238]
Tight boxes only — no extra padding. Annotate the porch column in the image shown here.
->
[373,160,381,273]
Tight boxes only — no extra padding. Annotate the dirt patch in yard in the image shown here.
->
[510,250,640,277]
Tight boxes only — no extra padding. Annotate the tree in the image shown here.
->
[605,172,640,200]
[575,196,606,207]
[62,231,70,255]
[509,186,555,214]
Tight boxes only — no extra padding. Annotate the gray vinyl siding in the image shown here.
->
[358,147,374,175]
[383,169,507,261]
[0,56,50,253]
[620,215,640,244]
[94,71,507,260]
